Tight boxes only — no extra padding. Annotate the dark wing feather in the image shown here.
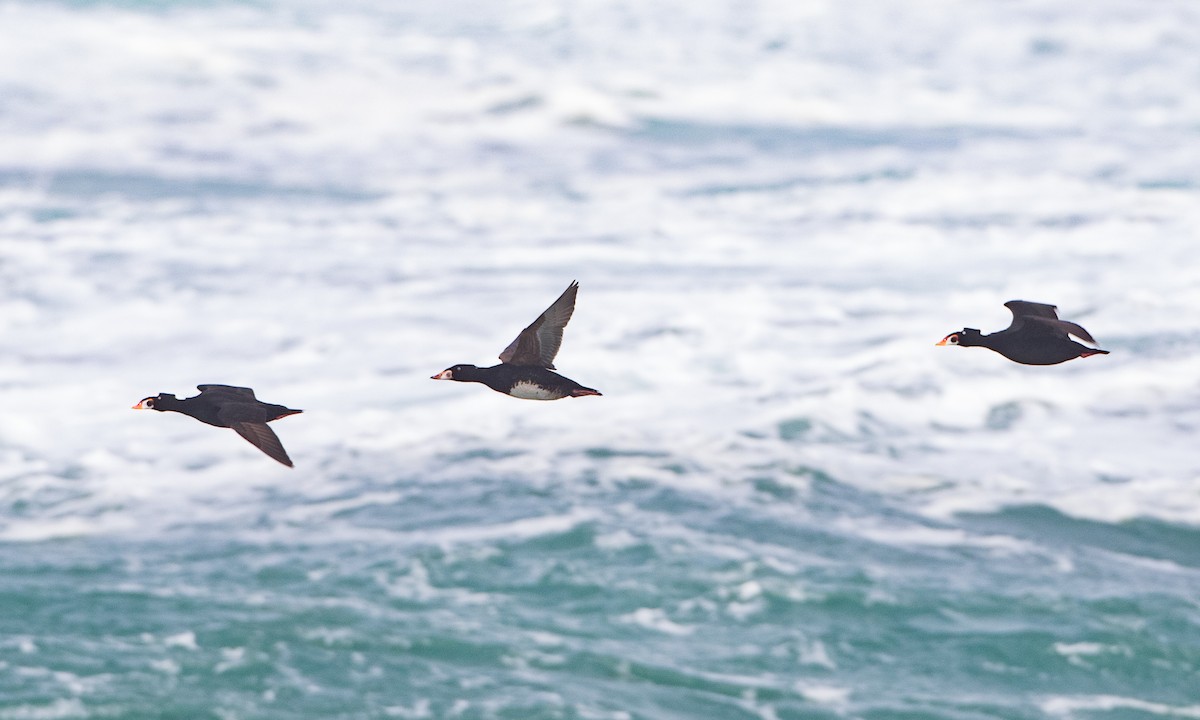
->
[1002,301,1060,333]
[1024,316,1098,344]
[498,281,579,369]
[1003,301,1098,343]
[216,402,300,425]
[231,422,294,467]
[198,384,257,399]
[1004,300,1059,320]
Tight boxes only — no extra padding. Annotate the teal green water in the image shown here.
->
[4,474,1198,718]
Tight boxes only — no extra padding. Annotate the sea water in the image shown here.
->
[1,0,1198,717]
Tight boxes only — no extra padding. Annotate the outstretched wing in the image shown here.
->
[198,384,257,399]
[498,281,579,369]
[231,422,294,467]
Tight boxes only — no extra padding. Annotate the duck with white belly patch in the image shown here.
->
[431,281,602,400]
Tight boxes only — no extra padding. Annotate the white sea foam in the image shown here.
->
[162,631,198,650]
[619,608,695,636]
[796,683,851,706]
[0,0,1197,555]
[150,658,181,676]
[1053,642,1110,657]
[0,699,88,720]
[1042,695,1200,718]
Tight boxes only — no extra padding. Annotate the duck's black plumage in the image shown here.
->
[435,363,599,400]
[133,384,302,466]
[938,300,1109,366]
[432,281,602,400]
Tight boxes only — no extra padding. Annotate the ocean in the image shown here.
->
[1,0,1199,717]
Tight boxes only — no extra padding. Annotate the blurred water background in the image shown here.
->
[1,0,1199,717]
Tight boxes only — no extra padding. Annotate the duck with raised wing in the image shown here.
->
[937,300,1109,365]
[432,281,602,399]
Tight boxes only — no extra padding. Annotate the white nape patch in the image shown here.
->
[509,381,560,401]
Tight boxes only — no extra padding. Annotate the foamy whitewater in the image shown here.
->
[1,0,1198,717]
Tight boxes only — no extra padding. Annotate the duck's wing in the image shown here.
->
[1024,316,1098,344]
[1004,300,1060,320]
[231,422,294,467]
[1003,301,1097,342]
[498,281,579,369]
[216,401,288,425]
[1001,300,1059,332]
[197,384,257,399]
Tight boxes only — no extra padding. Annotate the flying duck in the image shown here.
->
[432,281,602,400]
[133,384,302,466]
[937,300,1109,365]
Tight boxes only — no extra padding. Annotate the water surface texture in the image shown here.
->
[1,1,1199,718]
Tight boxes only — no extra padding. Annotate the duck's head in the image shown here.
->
[431,364,477,381]
[936,328,983,347]
[131,393,176,410]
